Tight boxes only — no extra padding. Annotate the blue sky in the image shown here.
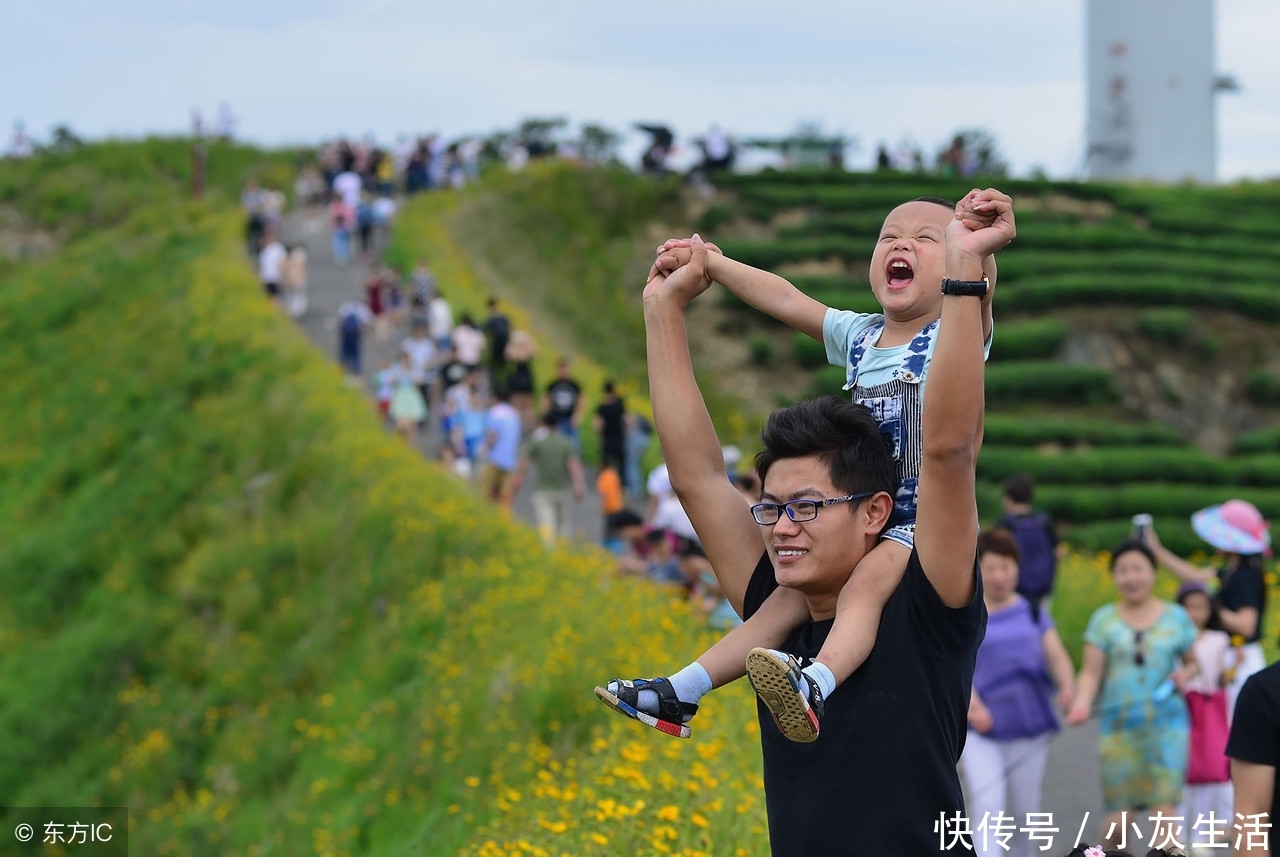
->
[5,0,1278,180]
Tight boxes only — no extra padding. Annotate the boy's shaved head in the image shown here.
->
[914,195,955,210]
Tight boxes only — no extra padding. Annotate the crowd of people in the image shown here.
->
[244,141,1275,855]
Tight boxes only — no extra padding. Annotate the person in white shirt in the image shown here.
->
[401,322,440,415]
[258,230,287,306]
[645,463,699,544]
[427,292,454,350]
[451,314,486,370]
[332,170,363,211]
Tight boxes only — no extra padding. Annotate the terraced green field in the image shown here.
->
[700,169,1280,553]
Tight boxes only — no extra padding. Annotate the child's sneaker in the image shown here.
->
[594,677,697,739]
[745,648,824,743]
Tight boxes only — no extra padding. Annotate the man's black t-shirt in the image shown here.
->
[546,379,581,423]
[1225,662,1280,828]
[596,399,626,453]
[742,548,986,856]
[1216,558,1267,644]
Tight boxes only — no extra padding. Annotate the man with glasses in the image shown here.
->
[607,190,1013,854]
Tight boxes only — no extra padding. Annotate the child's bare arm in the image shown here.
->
[657,239,828,341]
[813,539,912,687]
[695,586,811,688]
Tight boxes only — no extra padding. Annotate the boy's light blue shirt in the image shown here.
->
[822,308,993,394]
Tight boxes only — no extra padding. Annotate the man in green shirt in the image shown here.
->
[503,412,587,548]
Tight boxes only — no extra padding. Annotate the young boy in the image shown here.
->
[596,191,1001,741]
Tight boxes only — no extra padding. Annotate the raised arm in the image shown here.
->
[657,237,828,341]
[914,189,1016,607]
[1145,527,1216,583]
[644,237,767,610]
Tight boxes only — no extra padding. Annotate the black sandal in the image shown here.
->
[594,677,697,739]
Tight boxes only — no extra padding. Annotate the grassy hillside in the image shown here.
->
[695,168,1280,554]
[0,142,776,856]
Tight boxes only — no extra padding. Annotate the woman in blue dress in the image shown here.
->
[1067,540,1200,849]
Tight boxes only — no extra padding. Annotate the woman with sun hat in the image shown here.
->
[1144,498,1271,716]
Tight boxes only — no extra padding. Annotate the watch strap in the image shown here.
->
[940,276,989,297]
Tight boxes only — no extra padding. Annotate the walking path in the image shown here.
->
[278,204,1108,848]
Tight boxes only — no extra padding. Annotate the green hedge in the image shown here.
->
[997,276,1280,320]
[1032,483,1280,524]
[990,318,1070,361]
[1056,517,1203,556]
[978,447,1280,487]
[794,332,828,368]
[982,415,1187,448]
[986,362,1119,405]
[1137,308,1193,344]
[1247,371,1280,407]
[1236,426,1280,455]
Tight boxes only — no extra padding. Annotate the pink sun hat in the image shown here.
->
[1191,499,1272,556]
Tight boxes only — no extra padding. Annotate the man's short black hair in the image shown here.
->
[1002,473,1035,504]
[914,195,955,210]
[607,509,643,529]
[755,397,897,504]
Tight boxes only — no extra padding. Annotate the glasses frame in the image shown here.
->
[750,492,874,526]
[1133,630,1146,667]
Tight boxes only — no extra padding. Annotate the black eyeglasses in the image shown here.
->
[1134,630,1146,667]
[750,492,873,526]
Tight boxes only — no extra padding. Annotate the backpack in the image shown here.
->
[999,512,1057,603]
[340,311,361,337]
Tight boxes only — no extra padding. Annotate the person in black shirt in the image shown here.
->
[485,296,511,378]
[543,358,583,442]
[602,190,1012,854]
[1226,661,1279,854]
[593,381,627,484]
[1145,499,1270,712]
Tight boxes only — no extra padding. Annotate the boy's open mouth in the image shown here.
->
[887,259,914,288]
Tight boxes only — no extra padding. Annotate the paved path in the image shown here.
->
[277,204,1107,847]
[278,206,612,543]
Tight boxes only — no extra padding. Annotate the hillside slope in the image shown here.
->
[689,169,1280,552]
[0,143,764,856]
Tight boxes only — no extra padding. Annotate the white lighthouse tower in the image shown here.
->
[1085,0,1233,183]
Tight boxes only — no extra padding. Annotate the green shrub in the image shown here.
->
[809,364,849,398]
[990,318,1070,361]
[793,332,828,368]
[1137,308,1192,344]
[1236,426,1280,455]
[977,448,1280,487]
[982,415,1187,447]
[697,204,735,233]
[749,336,775,366]
[985,362,1120,405]
[1247,370,1280,406]
[1033,483,1280,524]
[1057,517,1203,556]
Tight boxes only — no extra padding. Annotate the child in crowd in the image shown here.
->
[374,357,395,423]
[387,350,427,444]
[1175,581,1234,828]
[598,190,1002,741]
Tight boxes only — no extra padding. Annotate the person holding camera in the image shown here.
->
[1141,500,1271,716]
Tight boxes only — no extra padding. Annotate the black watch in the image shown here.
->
[940,276,989,297]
